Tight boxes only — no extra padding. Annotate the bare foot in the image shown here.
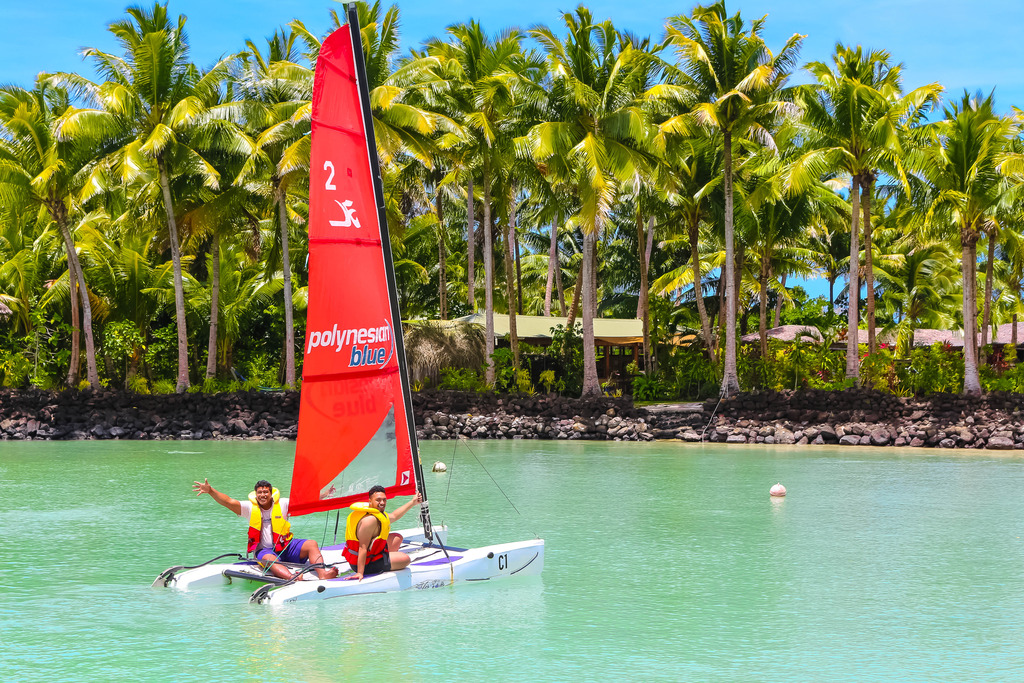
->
[323,567,339,579]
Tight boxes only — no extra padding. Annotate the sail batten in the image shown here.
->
[287,13,419,518]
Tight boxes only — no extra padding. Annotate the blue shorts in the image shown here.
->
[256,539,306,564]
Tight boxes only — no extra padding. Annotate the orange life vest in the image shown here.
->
[342,502,390,565]
[246,488,293,554]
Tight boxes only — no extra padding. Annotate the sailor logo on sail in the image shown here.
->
[305,318,395,369]
[329,199,361,228]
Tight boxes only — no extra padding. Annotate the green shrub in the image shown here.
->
[151,379,176,394]
[538,369,557,393]
[632,373,667,401]
[515,369,534,394]
[0,349,32,388]
[490,347,517,392]
[439,367,485,392]
[907,343,963,394]
[146,325,178,381]
[547,323,583,396]
[127,375,150,394]
[245,353,280,389]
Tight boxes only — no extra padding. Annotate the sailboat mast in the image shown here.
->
[345,3,434,541]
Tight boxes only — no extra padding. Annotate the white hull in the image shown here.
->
[153,527,444,591]
[253,538,544,604]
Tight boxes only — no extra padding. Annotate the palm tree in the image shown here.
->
[54,3,250,392]
[0,83,101,387]
[913,91,1016,394]
[234,29,312,387]
[424,21,533,384]
[791,44,941,378]
[657,134,722,362]
[528,8,657,396]
[663,1,804,396]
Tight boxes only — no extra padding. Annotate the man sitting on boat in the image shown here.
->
[192,478,340,581]
[343,485,422,580]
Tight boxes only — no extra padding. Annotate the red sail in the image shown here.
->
[288,25,416,516]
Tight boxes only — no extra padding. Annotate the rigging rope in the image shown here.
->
[701,392,726,442]
[457,439,541,540]
[443,437,458,503]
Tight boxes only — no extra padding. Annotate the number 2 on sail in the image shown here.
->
[323,160,337,190]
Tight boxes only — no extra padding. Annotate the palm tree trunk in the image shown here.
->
[437,192,447,320]
[467,175,476,311]
[962,234,982,394]
[644,216,656,373]
[54,209,99,388]
[556,246,566,315]
[544,214,558,316]
[846,175,861,381]
[277,189,295,388]
[721,130,740,396]
[505,186,519,370]
[205,232,220,381]
[482,161,495,386]
[982,230,995,354]
[862,178,876,356]
[581,230,600,397]
[689,218,716,364]
[829,274,835,313]
[759,255,769,359]
[514,223,523,315]
[566,264,582,328]
[157,157,190,393]
[637,215,653,373]
[773,272,787,327]
[1013,312,1019,362]
[67,263,80,387]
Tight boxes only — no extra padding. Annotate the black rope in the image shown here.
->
[333,510,341,545]
[182,552,246,570]
[444,437,458,504]
[459,439,540,539]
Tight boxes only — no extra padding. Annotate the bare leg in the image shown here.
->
[387,532,404,553]
[259,552,297,580]
[389,551,412,570]
[299,539,339,579]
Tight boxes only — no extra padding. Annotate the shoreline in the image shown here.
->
[2,387,1024,451]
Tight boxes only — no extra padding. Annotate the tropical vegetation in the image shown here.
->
[3,1,1024,399]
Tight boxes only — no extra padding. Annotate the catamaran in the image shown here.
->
[154,4,543,603]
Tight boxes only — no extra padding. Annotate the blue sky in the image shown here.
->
[6,0,1024,107]
[4,0,1023,301]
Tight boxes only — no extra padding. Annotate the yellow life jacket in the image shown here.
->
[342,502,390,564]
[246,488,293,553]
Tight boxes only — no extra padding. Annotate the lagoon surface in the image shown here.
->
[4,440,1024,681]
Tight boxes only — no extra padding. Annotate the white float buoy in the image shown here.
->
[432,461,447,473]
[769,482,786,497]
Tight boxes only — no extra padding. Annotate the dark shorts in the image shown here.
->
[256,539,306,564]
[350,551,391,576]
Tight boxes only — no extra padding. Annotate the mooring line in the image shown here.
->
[701,392,726,443]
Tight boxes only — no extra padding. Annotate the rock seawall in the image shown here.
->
[5,387,1024,450]
[0,389,300,441]
[669,388,1024,450]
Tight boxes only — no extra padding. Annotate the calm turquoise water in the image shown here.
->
[4,440,1024,681]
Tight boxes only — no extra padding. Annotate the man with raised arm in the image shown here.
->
[192,478,339,581]
[343,485,423,581]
